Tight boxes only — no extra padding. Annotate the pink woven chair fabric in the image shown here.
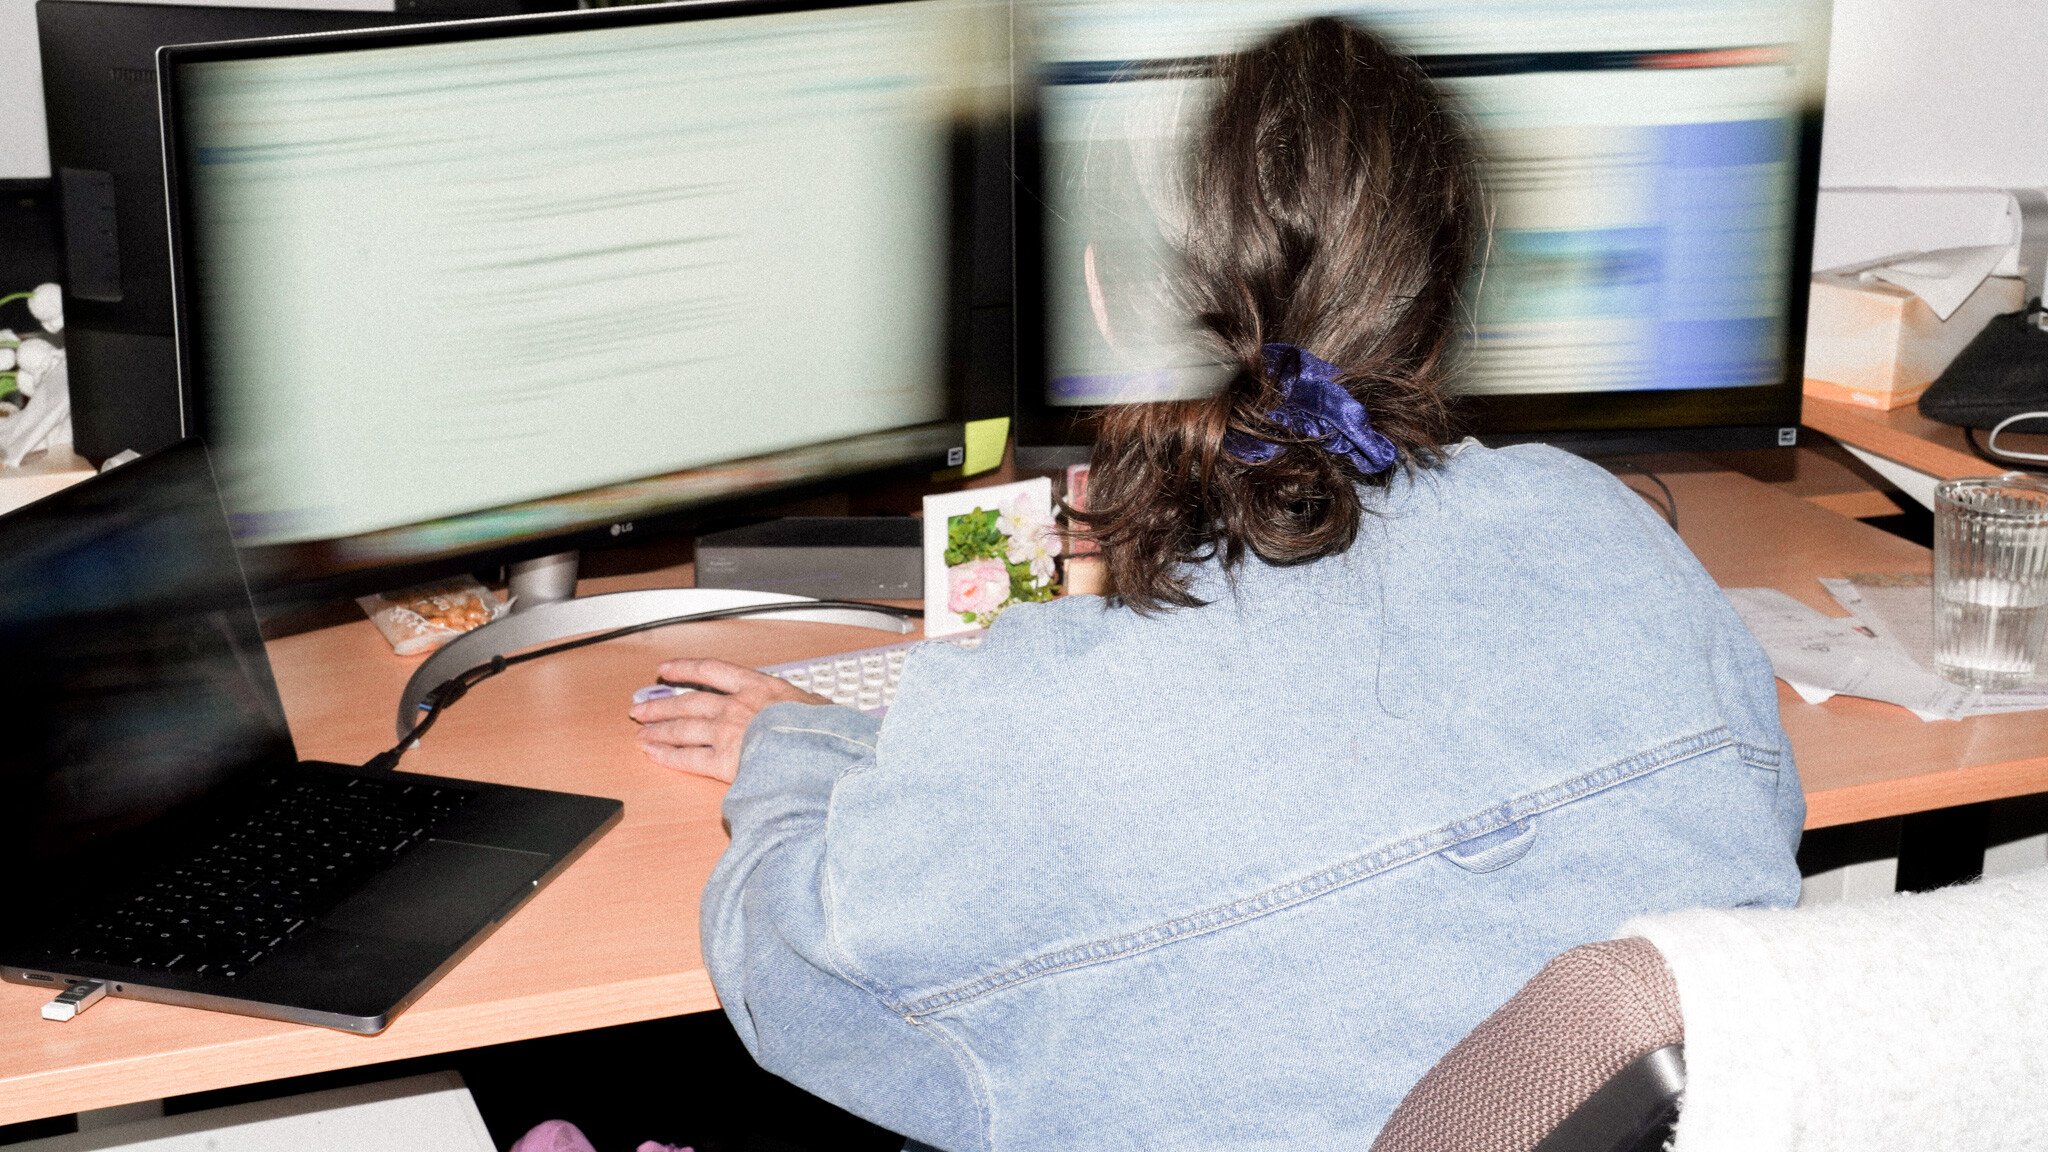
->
[1370,937,1682,1152]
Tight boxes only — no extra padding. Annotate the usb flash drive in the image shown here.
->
[41,980,108,1022]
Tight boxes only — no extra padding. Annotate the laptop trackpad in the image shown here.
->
[321,840,548,948]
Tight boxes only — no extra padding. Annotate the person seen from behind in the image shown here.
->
[634,16,1802,1149]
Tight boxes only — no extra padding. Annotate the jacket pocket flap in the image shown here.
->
[1442,818,1536,873]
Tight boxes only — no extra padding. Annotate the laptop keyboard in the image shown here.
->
[54,773,470,980]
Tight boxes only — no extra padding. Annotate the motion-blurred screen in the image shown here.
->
[1032,0,1823,411]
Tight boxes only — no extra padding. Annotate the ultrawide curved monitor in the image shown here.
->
[161,0,1009,600]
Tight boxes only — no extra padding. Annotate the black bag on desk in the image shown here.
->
[1918,303,2048,430]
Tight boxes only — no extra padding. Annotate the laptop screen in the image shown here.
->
[0,441,295,893]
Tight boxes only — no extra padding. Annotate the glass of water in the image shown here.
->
[1934,474,2048,690]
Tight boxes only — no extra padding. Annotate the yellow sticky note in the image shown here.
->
[962,417,1010,476]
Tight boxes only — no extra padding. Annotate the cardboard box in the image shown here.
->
[1803,271,2026,410]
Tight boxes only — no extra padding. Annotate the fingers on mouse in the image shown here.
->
[631,680,730,708]
[631,683,691,707]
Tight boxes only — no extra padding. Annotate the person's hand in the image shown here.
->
[630,658,829,782]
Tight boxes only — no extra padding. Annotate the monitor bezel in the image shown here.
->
[34,0,462,464]
[158,0,987,607]
[1014,48,1820,465]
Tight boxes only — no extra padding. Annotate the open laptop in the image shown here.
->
[0,440,622,1033]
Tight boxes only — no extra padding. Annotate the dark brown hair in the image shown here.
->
[1079,16,1480,611]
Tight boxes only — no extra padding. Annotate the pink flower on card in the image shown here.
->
[947,558,1010,617]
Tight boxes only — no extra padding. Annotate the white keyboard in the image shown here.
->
[634,631,983,716]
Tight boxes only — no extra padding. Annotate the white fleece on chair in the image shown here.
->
[1618,866,2048,1152]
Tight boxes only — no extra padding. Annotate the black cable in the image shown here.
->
[1604,460,1678,530]
[1963,424,2048,474]
[367,598,922,772]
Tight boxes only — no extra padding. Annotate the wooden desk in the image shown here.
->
[1666,469,2048,827]
[1804,394,2048,481]
[2,471,2046,1126]
[1707,443,1903,520]
[0,448,96,517]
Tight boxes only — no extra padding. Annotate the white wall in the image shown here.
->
[1820,0,2048,189]
[0,0,393,181]
[1,0,51,178]
[1814,0,2048,268]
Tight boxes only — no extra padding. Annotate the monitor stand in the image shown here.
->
[507,552,582,611]
[393,549,914,738]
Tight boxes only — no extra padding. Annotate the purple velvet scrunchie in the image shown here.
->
[1221,343,1399,475]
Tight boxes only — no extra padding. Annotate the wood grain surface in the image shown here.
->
[1804,393,2048,480]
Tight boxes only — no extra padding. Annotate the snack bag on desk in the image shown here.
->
[359,576,507,656]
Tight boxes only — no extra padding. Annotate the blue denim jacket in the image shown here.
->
[703,443,1803,1150]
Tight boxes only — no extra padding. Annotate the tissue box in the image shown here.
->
[1803,271,2026,410]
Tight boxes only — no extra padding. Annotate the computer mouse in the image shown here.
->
[632,683,689,707]
[631,681,727,707]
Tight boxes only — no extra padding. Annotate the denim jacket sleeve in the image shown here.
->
[1603,468,1806,850]
[701,701,989,1152]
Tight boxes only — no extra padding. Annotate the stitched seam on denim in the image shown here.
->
[818,758,913,1014]
[823,770,994,1150]
[821,838,995,1150]
[900,726,1733,1018]
[911,1014,997,1152]
[820,876,912,1009]
[766,723,878,754]
[782,716,916,1015]
[1737,740,1782,770]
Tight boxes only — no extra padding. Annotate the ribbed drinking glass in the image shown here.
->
[1933,474,2048,690]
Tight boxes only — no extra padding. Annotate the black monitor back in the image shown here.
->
[36,1,448,464]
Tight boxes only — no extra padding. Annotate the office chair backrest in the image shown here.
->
[1371,937,1683,1152]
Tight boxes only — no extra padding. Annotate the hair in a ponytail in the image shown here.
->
[1080,16,1479,612]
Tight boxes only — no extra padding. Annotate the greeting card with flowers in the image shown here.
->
[922,477,1061,638]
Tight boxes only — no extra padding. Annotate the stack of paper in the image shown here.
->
[1820,575,2048,717]
[1725,580,2048,722]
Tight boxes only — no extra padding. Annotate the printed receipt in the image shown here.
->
[1820,577,2048,716]
[1723,587,1968,721]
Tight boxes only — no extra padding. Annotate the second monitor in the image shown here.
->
[1017,0,1824,464]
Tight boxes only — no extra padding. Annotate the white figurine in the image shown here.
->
[26,283,62,334]
[0,283,70,466]
[14,337,58,398]
[0,356,69,468]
